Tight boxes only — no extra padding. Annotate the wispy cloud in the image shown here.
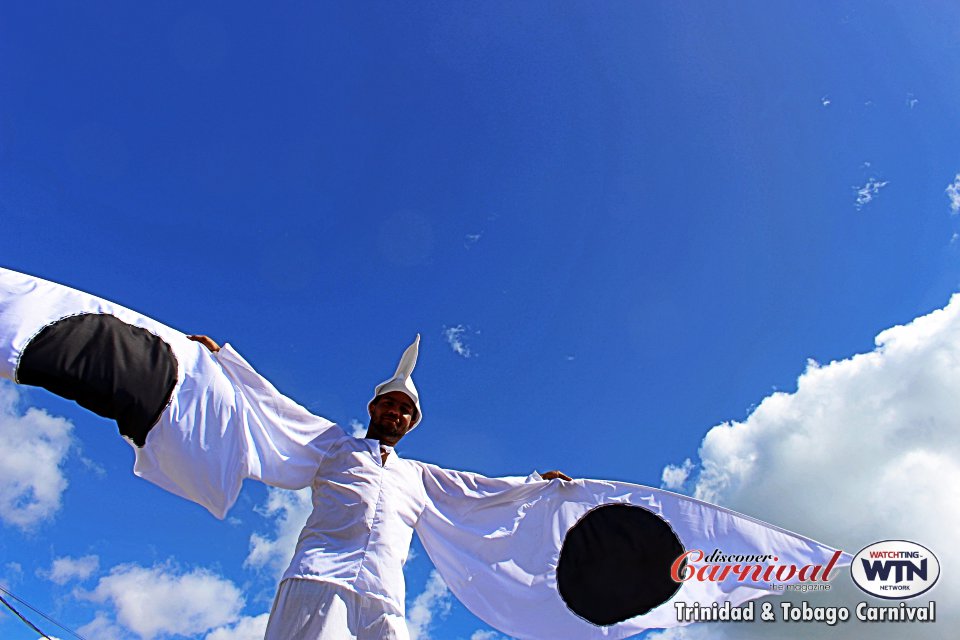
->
[40,554,100,585]
[464,232,483,249]
[1,562,23,588]
[0,383,74,529]
[820,95,831,107]
[406,570,452,640]
[945,174,960,214]
[470,630,510,640]
[854,177,888,209]
[443,325,476,358]
[349,418,367,438]
[77,611,126,640]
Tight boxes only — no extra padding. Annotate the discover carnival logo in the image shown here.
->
[671,548,844,587]
[850,540,940,599]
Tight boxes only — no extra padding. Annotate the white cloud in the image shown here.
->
[646,626,713,640]
[945,173,960,214]
[3,562,23,578]
[0,383,74,529]
[470,631,508,640]
[1,562,23,591]
[443,325,476,358]
[854,177,888,209]
[464,232,483,249]
[205,613,270,640]
[245,487,313,579]
[42,554,100,585]
[820,95,831,107]
[349,418,367,438]
[660,458,694,490]
[76,452,106,477]
[82,562,244,640]
[76,611,125,640]
[663,294,960,638]
[406,570,452,640]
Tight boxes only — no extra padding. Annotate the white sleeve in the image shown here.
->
[133,342,345,519]
[414,463,562,635]
[415,463,851,640]
[213,343,344,489]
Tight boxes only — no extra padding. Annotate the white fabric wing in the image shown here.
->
[416,464,850,640]
[0,267,338,518]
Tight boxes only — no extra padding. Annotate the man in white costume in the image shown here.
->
[187,333,570,639]
[0,268,851,640]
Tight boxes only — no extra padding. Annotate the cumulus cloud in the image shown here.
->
[81,562,244,640]
[41,554,100,585]
[205,613,270,640]
[854,177,888,209]
[662,295,960,638]
[443,325,476,358]
[945,174,960,214]
[660,458,694,491]
[0,383,74,529]
[245,488,313,579]
[406,570,452,640]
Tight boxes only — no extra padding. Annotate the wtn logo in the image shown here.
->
[851,541,939,599]
[861,557,927,583]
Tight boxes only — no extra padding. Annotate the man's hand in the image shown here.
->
[187,335,221,353]
[541,470,572,481]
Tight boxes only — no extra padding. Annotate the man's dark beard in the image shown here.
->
[371,417,406,439]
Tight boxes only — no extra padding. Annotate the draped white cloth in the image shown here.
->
[415,465,849,639]
[0,266,332,517]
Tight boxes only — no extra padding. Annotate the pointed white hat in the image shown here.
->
[369,334,422,429]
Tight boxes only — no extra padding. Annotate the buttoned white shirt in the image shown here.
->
[282,433,427,615]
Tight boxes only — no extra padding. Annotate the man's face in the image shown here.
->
[367,390,416,444]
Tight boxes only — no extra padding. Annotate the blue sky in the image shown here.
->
[2,2,959,639]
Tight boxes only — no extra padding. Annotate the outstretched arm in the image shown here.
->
[541,470,572,481]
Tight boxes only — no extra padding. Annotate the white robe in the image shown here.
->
[0,267,851,639]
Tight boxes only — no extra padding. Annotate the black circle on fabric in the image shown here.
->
[557,503,685,626]
[17,313,178,447]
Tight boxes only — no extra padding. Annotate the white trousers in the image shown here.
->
[264,579,410,640]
